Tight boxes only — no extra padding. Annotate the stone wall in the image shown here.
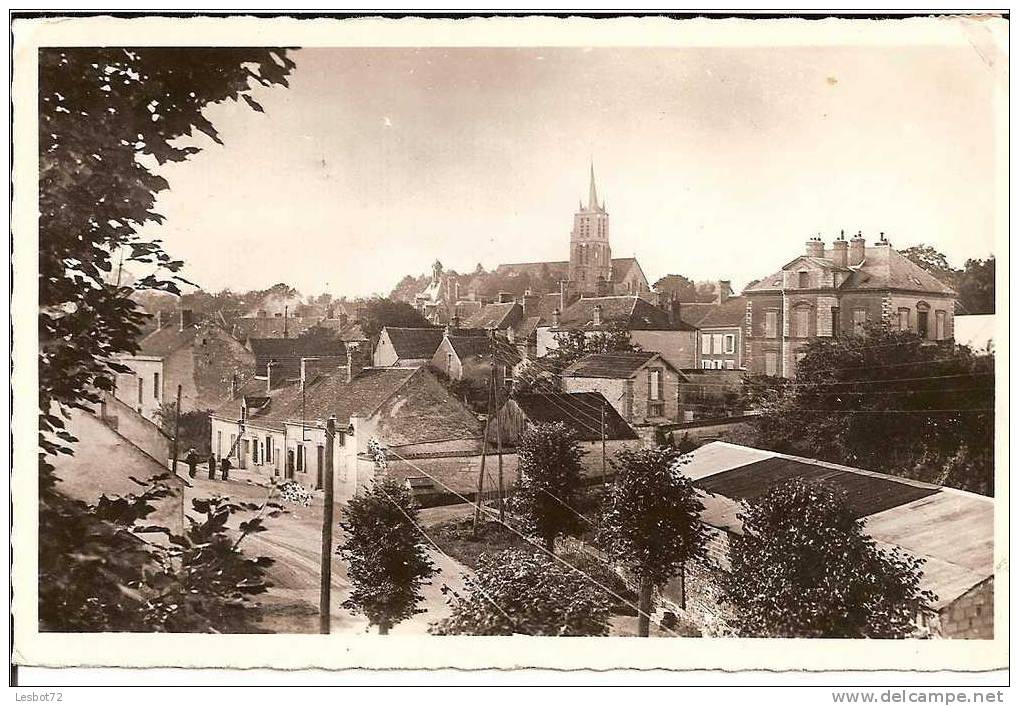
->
[938,577,994,639]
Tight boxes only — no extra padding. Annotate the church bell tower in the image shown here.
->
[568,164,612,295]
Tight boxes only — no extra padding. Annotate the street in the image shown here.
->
[174,468,468,634]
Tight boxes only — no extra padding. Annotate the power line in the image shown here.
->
[384,445,683,636]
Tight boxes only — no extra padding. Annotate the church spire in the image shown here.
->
[588,162,600,211]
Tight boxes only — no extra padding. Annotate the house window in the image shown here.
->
[252,441,259,465]
[723,334,736,354]
[137,377,144,405]
[701,361,712,369]
[153,372,160,399]
[725,360,735,370]
[898,308,911,332]
[764,351,778,377]
[831,307,840,338]
[265,435,272,464]
[296,444,305,472]
[935,310,947,340]
[764,311,779,338]
[712,334,724,354]
[217,431,222,458]
[649,369,662,401]
[701,334,711,355]
[316,445,325,488]
[917,310,929,338]
[852,308,868,336]
[798,271,809,288]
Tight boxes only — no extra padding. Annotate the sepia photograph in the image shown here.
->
[9,10,1008,685]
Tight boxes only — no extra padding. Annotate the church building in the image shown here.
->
[495,165,650,298]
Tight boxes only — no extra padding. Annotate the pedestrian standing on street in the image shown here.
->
[208,453,217,480]
[185,448,198,478]
[220,455,231,481]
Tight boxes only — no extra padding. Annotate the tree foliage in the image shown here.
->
[430,549,612,636]
[515,422,586,551]
[721,480,934,638]
[38,47,293,631]
[337,478,437,634]
[514,327,639,394]
[742,326,994,495]
[599,447,707,588]
[39,47,293,458]
[652,274,700,302]
[39,468,281,632]
[900,245,995,315]
[359,297,432,343]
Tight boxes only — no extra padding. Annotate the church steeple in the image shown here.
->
[588,162,599,211]
[569,164,612,295]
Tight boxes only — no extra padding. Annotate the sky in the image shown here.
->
[141,45,1001,298]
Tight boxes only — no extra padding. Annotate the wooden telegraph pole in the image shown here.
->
[319,415,337,634]
[171,385,183,533]
[473,335,496,535]
[601,400,607,483]
[496,367,505,524]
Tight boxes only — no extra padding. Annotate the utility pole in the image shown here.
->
[319,415,336,634]
[170,385,183,533]
[601,400,607,483]
[495,366,505,524]
[283,305,289,339]
[473,335,496,535]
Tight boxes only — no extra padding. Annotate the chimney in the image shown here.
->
[552,308,561,328]
[521,291,540,318]
[300,357,309,390]
[877,231,891,247]
[832,232,848,268]
[266,360,277,394]
[179,308,194,331]
[592,304,602,327]
[231,373,239,399]
[805,236,824,259]
[498,291,513,304]
[716,280,732,305]
[346,342,367,383]
[849,231,866,266]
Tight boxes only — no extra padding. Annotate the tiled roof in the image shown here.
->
[464,302,519,329]
[676,302,716,328]
[447,335,522,366]
[564,351,678,379]
[383,327,446,360]
[495,257,641,284]
[512,316,541,341]
[231,316,316,341]
[558,295,690,331]
[511,392,638,441]
[684,441,992,609]
[137,323,199,357]
[248,337,346,360]
[695,296,747,329]
[745,245,956,295]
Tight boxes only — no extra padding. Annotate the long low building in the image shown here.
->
[672,442,994,639]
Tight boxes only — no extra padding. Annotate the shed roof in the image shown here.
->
[511,392,638,441]
[683,441,993,609]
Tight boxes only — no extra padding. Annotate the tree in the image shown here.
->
[742,325,994,495]
[515,422,586,551]
[39,48,294,454]
[38,47,293,630]
[957,256,995,314]
[359,297,432,343]
[721,480,934,638]
[900,244,959,289]
[157,403,212,456]
[652,274,700,302]
[515,327,640,394]
[39,473,282,633]
[430,549,612,636]
[337,478,437,634]
[598,447,707,637]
